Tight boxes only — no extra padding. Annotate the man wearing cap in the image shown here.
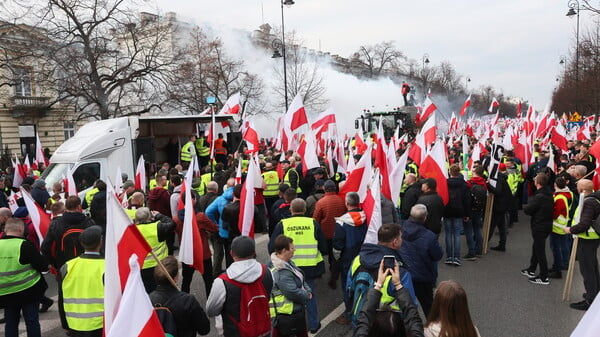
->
[282,160,301,194]
[119,180,135,203]
[207,236,273,337]
[269,198,327,334]
[0,218,48,337]
[59,226,104,337]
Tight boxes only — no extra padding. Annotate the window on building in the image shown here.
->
[64,122,75,140]
[13,67,32,97]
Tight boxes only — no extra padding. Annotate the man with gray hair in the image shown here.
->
[399,204,443,316]
[332,191,367,325]
[135,207,175,293]
[269,198,327,334]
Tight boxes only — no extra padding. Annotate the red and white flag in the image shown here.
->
[104,182,152,332]
[488,97,500,113]
[242,120,260,154]
[374,116,391,200]
[419,140,449,205]
[239,156,262,237]
[362,170,381,245]
[21,189,50,244]
[12,155,25,188]
[311,108,336,138]
[235,159,243,185]
[422,112,437,146]
[459,95,471,117]
[420,97,437,123]
[134,155,146,192]
[179,157,204,273]
[23,154,31,174]
[64,170,77,197]
[106,254,165,337]
[285,94,309,131]
[389,147,409,206]
[339,144,373,202]
[35,132,48,168]
[218,92,241,115]
[551,124,569,152]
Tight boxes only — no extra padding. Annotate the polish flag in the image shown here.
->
[448,112,458,134]
[114,167,124,195]
[285,94,309,131]
[23,154,31,173]
[389,148,409,207]
[64,170,77,197]
[419,140,449,205]
[239,156,262,237]
[422,112,437,146]
[104,182,152,332]
[488,97,500,113]
[468,141,482,171]
[218,92,241,115]
[179,158,204,273]
[21,189,50,243]
[362,171,381,245]
[516,100,522,119]
[106,254,165,337]
[12,156,25,188]
[242,120,260,154]
[420,97,438,123]
[459,95,471,117]
[134,155,146,192]
[551,124,569,152]
[311,108,336,137]
[299,129,321,175]
[353,133,368,155]
[35,132,48,168]
[588,138,600,160]
[577,123,591,141]
[340,144,373,202]
[374,117,391,200]
[276,152,285,180]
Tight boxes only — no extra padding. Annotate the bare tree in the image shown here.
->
[2,0,180,120]
[350,41,405,78]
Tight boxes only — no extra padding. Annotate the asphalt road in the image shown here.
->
[13,211,589,336]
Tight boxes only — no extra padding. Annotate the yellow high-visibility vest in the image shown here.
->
[0,238,41,296]
[137,221,168,269]
[281,217,322,267]
[62,257,105,331]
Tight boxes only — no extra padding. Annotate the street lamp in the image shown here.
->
[422,53,430,68]
[275,0,294,111]
[566,0,581,112]
[465,76,471,91]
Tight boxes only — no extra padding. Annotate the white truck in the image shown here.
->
[40,115,235,193]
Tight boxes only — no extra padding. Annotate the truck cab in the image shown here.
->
[355,106,418,141]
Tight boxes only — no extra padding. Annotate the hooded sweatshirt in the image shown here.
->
[332,209,367,269]
[205,187,234,238]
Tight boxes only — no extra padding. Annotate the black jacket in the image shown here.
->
[401,182,421,219]
[150,284,211,337]
[90,190,107,230]
[523,185,554,233]
[355,288,424,337]
[570,191,600,235]
[444,177,471,218]
[222,200,264,240]
[41,212,96,269]
[416,192,444,234]
[399,218,443,283]
[487,173,512,214]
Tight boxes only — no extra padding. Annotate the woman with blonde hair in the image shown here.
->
[425,280,480,337]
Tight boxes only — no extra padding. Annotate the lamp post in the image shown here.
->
[422,53,430,68]
[465,76,471,91]
[566,0,581,112]
[272,0,294,111]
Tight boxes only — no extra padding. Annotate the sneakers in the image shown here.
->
[570,300,591,311]
[40,297,54,313]
[309,323,322,334]
[444,258,453,265]
[520,269,535,277]
[528,276,550,285]
[463,254,477,261]
[452,258,461,266]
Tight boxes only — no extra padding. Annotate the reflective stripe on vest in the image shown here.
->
[262,171,280,197]
[553,194,570,235]
[181,141,193,162]
[268,267,294,317]
[62,257,105,331]
[0,238,41,296]
[574,202,600,240]
[283,169,302,193]
[349,256,399,312]
[214,139,227,155]
[137,221,168,268]
[281,217,322,267]
[196,138,210,157]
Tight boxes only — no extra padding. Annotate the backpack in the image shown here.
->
[348,264,376,325]
[58,227,85,262]
[470,184,487,211]
[219,265,271,337]
[154,305,177,337]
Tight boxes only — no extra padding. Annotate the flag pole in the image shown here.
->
[563,236,579,301]
[150,250,178,290]
[481,194,494,254]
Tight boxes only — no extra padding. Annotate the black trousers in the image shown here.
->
[181,259,213,297]
[412,281,435,317]
[141,267,157,293]
[527,231,549,278]
[578,239,600,303]
[488,212,507,247]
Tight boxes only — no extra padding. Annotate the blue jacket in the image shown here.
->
[332,209,367,270]
[348,243,417,305]
[205,187,234,239]
[399,218,443,283]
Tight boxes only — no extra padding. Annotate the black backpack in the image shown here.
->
[56,227,85,264]
[470,184,487,211]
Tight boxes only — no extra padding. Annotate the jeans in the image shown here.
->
[444,218,464,260]
[5,301,41,337]
[549,233,570,271]
[340,266,350,313]
[465,210,483,255]
[210,234,225,274]
[305,278,319,331]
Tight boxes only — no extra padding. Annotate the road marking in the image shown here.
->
[311,303,345,336]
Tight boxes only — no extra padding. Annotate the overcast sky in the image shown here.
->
[146,0,595,131]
